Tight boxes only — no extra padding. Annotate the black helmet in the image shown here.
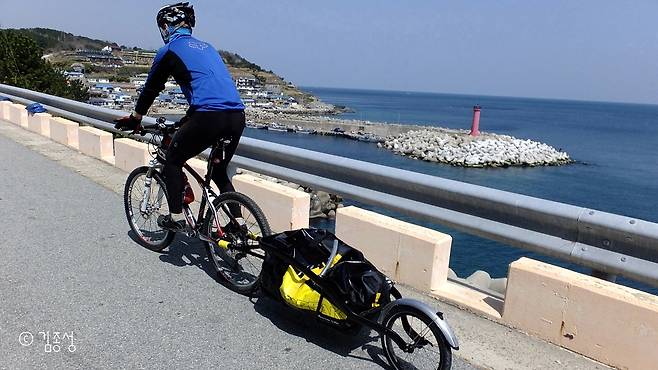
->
[157,2,195,43]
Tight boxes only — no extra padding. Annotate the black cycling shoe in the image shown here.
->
[157,214,185,232]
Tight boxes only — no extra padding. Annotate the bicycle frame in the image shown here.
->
[140,139,238,248]
[181,157,224,240]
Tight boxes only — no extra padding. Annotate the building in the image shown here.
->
[157,94,173,103]
[76,50,123,68]
[70,63,85,73]
[172,98,188,106]
[87,77,110,84]
[255,91,273,98]
[130,73,149,87]
[90,83,121,95]
[120,50,157,66]
[108,92,132,104]
[167,87,186,100]
[233,72,258,90]
[63,71,86,83]
[264,84,282,94]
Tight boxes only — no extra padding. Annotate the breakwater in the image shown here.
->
[247,110,572,167]
[381,129,572,167]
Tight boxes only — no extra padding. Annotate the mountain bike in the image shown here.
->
[122,117,271,294]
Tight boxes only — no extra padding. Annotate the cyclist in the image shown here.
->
[115,2,245,231]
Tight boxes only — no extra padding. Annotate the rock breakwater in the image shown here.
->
[380,129,571,167]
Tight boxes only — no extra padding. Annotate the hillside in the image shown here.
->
[14,28,121,52]
[12,28,317,104]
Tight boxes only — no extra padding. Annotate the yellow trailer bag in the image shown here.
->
[279,256,347,320]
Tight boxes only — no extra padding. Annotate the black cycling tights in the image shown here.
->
[163,110,245,214]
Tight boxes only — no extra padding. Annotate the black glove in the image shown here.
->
[113,114,142,133]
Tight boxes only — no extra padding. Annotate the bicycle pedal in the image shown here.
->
[184,225,198,238]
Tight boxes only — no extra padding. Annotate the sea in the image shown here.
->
[245,87,658,291]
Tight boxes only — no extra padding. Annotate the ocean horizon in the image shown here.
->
[302,85,658,109]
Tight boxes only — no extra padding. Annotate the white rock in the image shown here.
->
[380,128,571,167]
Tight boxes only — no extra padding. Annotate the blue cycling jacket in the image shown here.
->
[135,32,244,115]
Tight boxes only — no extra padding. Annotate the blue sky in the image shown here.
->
[2,1,657,104]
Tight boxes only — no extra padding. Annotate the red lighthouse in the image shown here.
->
[470,105,481,136]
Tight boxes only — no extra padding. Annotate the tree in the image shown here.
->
[0,30,89,101]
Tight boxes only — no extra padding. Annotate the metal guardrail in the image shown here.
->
[2,83,658,288]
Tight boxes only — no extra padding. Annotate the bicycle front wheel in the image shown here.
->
[124,166,175,251]
[204,191,271,294]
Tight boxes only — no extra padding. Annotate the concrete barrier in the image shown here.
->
[233,174,310,232]
[78,126,114,164]
[27,112,52,137]
[114,138,152,172]
[0,101,12,121]
[9,104,28,127]
[49,117,79,148]
[335,206,451,292]
[503,257,658,370]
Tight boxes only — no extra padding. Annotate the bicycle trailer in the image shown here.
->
[258,228,458,369]
[260,228,391,327]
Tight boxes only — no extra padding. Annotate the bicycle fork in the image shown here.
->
[140,161,163,214]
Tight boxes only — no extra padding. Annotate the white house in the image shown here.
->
[63,71,85,82]
[88,78,110,84]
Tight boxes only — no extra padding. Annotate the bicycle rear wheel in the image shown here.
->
[381,305,452,370]
[124,166,175,251]
[204,191,271,294]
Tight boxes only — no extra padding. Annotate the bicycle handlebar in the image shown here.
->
[139,117,181,136]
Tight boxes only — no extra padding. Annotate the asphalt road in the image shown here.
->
[0,132,477,369]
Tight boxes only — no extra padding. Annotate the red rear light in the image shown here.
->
[182,173,194,204]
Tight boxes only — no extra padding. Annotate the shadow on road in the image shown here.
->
[128,230,391,368]
[252,296,391,369]
[126,230,219,281]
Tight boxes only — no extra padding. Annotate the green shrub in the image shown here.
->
[0,30,89,101]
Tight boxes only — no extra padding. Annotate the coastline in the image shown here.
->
[247,109,424,139]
